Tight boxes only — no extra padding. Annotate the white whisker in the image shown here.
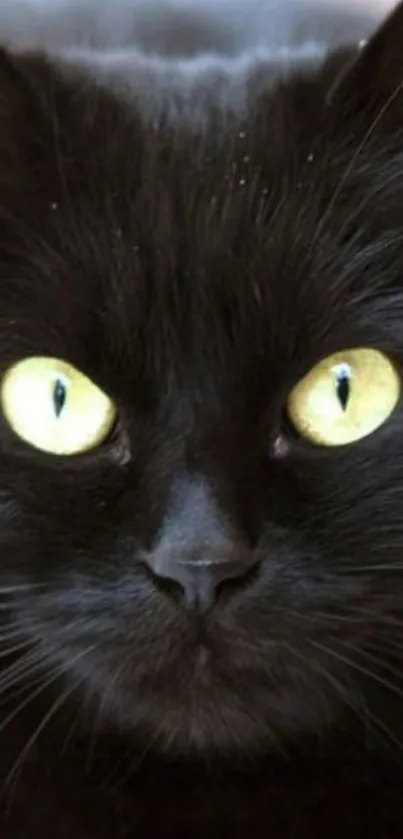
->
[312,77,403,247]
[2,649,94,802]
[311,640,403,699]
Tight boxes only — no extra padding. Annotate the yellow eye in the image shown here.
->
[1,357,116,455]
[287,348,400,446]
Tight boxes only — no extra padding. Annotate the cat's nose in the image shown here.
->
[142,549,256,612]
[141,476,257,612]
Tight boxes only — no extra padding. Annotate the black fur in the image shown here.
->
[2,4,403,837]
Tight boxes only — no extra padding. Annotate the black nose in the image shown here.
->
[141,476,257,612]
[142,549,256,612]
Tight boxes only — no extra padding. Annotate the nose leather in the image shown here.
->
[142,476,257,611]
[144,551,256,612]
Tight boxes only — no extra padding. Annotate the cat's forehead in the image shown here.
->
[0,48,401,388]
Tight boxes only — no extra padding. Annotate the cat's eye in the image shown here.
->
[0,357,116,455]
[287,348,400,446]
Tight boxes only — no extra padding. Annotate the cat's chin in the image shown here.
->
[83,650,342,756]
[100,682,338,757]
[32,607,352,755]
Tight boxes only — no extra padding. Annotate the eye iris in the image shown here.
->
[335,364,351,412]
[53,377,67,418]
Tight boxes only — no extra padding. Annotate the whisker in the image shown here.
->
[275,605,377,626]
[349,563,403,572]
[85,652,135,774]
[59,706,83,759]
[0,584,49,595]
[370,635,403,653]
[312,77,403,247]
[103,726,163,793]
[364,708,403,754]
[311,640,403,698]
[2,648,94,802]
[0,627,29,643]
[335,638,403,682]
[1,673,52,706]
[332,168,403,249]
[284,640,351,701]
[0,644,96,764]
[0,640,36,662]
[0,651,50,698]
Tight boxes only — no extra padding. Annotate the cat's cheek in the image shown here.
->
[7,584,348,753]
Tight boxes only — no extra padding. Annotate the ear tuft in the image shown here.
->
[328,1,403,135]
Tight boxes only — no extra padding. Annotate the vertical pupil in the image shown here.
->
[53,377,67,418]
[335,365,351,412]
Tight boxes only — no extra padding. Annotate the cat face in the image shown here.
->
[1,5,403,756]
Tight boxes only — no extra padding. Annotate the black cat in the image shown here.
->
[1,3,403,837]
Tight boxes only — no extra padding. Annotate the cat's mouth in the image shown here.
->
[15,581,369,754]
[103,655,339,756]
[65,620,348,755]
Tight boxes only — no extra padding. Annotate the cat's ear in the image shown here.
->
[328,1,403,134]
[0,46,52,170]
[0,46,37,125]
